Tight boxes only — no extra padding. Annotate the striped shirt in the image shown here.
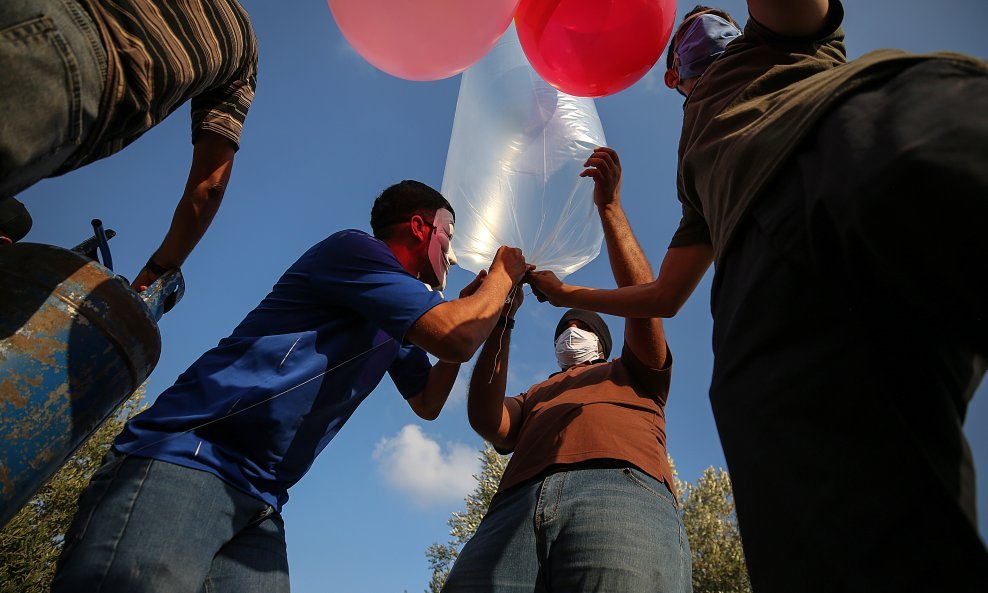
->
[62,0,257,172]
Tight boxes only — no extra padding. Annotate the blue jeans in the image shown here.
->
[443,466,692,593]
[52,451,290,593]
[0,0,105,199]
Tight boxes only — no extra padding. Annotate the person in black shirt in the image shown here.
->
[528,2,988,591]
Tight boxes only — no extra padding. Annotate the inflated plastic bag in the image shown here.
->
[441,25,606,278]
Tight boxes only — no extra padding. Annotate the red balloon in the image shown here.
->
[515,0,676,97]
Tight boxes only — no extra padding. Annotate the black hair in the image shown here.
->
[370,180,454,239]
[665,5,741,71]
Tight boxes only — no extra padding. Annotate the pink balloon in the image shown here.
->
[328,0,522,81]
[515,0,676,97]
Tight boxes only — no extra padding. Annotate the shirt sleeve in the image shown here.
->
[310,231,446,342]
[617,342,672,405]
[669,189,712,248]
[388,343,433,399]
[190,32,258,149]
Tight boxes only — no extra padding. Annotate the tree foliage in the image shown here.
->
[0,389,145,593]
[425,447,751,593]
[425,443,509,593]
[678,467,752,593]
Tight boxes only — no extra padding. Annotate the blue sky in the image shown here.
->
[18,1,987,591]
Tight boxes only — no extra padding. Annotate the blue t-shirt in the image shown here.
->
[114,230,445,510]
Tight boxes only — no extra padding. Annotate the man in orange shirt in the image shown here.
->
[444,148,691,593]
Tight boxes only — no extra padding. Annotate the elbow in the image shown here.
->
[436,341,474,364]
[187,182,227,218]
[415,406,441,422]
[199,183,227,206]
[654,301,682,318]
[627,297,680,319]
[467,413,499,444]
[648,284,689,318]
[465,397,499,442]
[436,330,483,364]
[205,181,226,200]
[409,394,443,421]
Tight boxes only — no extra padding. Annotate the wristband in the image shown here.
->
[496,316,515,330]
[143,257,168,276]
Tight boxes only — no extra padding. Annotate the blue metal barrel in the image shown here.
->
[0,243,183,527]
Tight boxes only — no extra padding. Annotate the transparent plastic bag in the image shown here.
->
[441,25,606,278]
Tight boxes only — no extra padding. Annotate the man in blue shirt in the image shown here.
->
[52,179,530,593]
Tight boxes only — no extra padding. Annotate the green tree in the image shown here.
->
[679,467,752,593]
[425,447,751,593]
[0,388,145,593]
[425,443,509,593]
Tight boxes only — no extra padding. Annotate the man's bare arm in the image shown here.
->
[132,131,236,290]
[583,147,665,367]
[466,288,524,450]
[406,361,460,420]
[407,247,531,363]
[748,0,830,37]
[528,243,713,319]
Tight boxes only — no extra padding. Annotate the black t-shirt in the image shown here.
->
[671,0,986,264]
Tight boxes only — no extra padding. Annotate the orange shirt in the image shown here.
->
[497,344,674,497]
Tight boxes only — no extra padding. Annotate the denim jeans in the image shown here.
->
[52,450,290,593]
[443,466,692,593]
[0,0,106,199]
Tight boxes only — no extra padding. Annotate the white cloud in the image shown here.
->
[372,425,481,506]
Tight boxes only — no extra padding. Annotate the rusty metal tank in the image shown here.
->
[0,242,183,527]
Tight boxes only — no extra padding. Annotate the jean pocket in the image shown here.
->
[622,467,678,509]
[0,15,83,160]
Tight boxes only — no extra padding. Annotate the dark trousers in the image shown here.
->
[710,60,988,592]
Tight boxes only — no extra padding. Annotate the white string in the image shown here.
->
[487,286,516,384]
[121,338,395,458]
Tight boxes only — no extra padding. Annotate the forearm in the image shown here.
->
[452,270,518,333]
[599,204,666,365]
[410,269,516,363]
[599,203,653,287]
[557,281,676,318]
[409,361,460,420]
[150,186,224,268]
[467,327,512,445]
[148,132,235,269]
[557,244,712,318]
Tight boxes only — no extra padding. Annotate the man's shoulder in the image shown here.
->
[287,230,397,284]
[316,230,391,260]
[323,228,377,246]
[306,230,423,292]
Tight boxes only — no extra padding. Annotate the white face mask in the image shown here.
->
[426,208,456,291]
[554,326,601,370]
